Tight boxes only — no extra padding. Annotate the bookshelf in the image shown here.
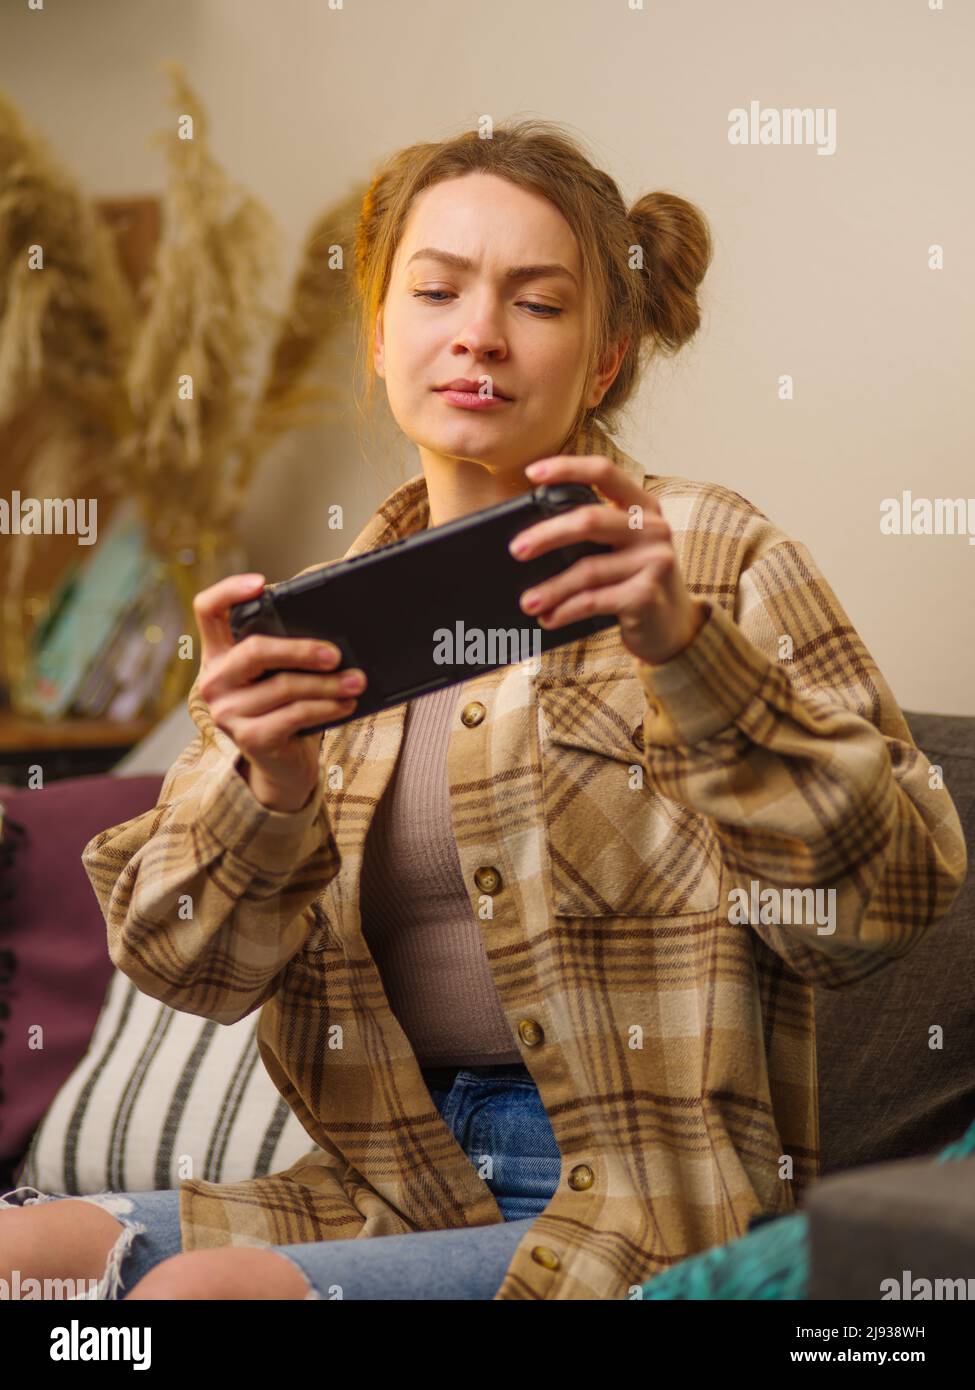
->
[0,711,156,786]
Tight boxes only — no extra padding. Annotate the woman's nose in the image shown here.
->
[453,299,508,358]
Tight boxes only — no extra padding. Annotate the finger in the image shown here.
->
[219,634,343,688]
[230,698,358,754]
[215,670,365,722]
[193,574,267,663]
[511,500,665,561]
[526,455,659,513]
[519,548,643,618]
[535,566,664,632]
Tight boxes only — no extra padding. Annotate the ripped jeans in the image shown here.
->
[1,1062,562,1300]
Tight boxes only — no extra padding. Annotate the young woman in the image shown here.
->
[2,119,966,1302]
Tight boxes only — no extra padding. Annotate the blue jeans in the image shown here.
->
[1,1062,562,1300]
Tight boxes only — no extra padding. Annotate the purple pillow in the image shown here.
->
[0,773,164,1186]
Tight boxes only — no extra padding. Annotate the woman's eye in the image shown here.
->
[411,290,561,317]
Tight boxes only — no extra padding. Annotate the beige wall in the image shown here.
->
[2,0,972,714]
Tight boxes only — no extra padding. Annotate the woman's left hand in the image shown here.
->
[509,454,709,667]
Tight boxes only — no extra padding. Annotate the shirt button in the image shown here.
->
[474,865,502,894]
[530,1245,561,1270]
[568,1163,595,1191]
[631,724,646,751]
[518,1018,545,1047]
[461,700,486,727]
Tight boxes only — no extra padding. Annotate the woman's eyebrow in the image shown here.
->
[406,247,579,288]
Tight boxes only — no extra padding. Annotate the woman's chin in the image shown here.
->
[425,418,512,458]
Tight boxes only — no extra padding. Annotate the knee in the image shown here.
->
[0,1207,30,1272]
[1,1201,124,1286]
[124,1251,221,1301]
[124,1248,311,1301]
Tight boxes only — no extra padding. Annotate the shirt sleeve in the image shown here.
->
[81,669,341,1024]
[630,536,968,988]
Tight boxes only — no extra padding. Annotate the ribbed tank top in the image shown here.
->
[359,681,522,1067]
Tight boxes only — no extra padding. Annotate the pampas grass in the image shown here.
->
[0,87,139,695]
[118,61,279,555]
[0,63,368,717]
[0,88,137,459]
[119,63,368,560]
[1,64,365,561]
[227,184,365,521]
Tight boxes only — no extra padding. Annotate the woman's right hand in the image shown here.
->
[193,573,367,812]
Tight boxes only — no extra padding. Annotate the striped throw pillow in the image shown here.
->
[15,971,317,1194]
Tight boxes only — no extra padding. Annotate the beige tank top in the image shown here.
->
[359,681,522,1067]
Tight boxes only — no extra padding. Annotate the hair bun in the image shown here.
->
[628,191,713,353]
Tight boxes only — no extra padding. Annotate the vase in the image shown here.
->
[150,529,249,719]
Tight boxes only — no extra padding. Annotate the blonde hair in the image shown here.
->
[350,118,713,447]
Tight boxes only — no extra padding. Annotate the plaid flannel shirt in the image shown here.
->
[82,419,967,1299]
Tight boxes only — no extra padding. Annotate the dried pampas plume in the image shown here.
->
[119,60,280,555]
[0,88,137,454]
[0,87,137,690]
[229,182,367,519]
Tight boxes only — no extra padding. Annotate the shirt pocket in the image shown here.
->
[535,669,722,917]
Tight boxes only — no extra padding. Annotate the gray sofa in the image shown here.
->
[809,710,974,1297]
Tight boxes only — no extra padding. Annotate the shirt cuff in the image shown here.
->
[194,749,327,872]
[630,600,773,747]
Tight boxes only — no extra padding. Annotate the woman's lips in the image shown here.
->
[434,388,512,410]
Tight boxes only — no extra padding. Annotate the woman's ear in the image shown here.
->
[374,308,385,380]
[585,335,630,408]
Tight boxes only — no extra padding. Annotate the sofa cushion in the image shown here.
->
[0,774,165,1187]
[15,970,316,1194]
[814,710,975,1174]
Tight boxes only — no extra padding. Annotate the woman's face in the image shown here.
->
[375,172,618,475]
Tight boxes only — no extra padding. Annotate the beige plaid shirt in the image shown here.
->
[82,419,967,1300]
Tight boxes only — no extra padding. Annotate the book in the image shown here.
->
[21,502,157,720]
